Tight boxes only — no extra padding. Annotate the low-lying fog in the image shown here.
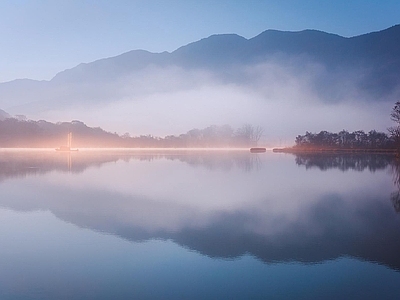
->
[3,60,397,145]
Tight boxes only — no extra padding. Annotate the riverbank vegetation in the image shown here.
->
[0,118,263,148]
[293,130,394,150]
[275,101,400,153]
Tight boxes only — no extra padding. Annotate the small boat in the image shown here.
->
[56,132,78,152]
[250,147,266,153]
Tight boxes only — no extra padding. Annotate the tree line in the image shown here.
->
[293,101,400,150]
[0,118,263,148]
[294,130,394,149]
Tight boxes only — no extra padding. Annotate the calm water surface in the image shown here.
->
[0,150,399,299]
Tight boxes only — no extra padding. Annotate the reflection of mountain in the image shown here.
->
[168,194,400,268]
[2,180,400,271]
[292,154,400,214]
[294,153,395,171]
[1,152,399,271]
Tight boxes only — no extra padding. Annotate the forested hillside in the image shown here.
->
[0,118,262,148]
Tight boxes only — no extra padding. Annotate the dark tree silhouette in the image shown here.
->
[388,101,400,151]
[294,130,393,149]
[391,191,400,213]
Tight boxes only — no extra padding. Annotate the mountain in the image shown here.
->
[0,25,399,137]
[43,25,400,86]
[52,50,172,84]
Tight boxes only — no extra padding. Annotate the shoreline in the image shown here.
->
[273,147,397,154]
[0,147,273,152]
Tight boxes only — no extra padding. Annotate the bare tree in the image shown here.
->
[253,126,264,144]
[388,101,400,151]
[235,124,264,146]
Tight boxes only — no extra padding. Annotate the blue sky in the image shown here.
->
[1,0,400,82]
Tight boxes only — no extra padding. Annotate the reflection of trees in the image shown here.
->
[294,153,400,213]
[2,151,400,271]
[295,153,394,172]
[0,151,121,182]
[390,159,400,213]
[390,191,400,213]
[164,152,261,172]
[0,150,263,182]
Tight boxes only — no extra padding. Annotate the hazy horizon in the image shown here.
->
[1,2,400,143]
[1,56,396,142]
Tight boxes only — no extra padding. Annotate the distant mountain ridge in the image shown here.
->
[1,25,399,124]
[51,25,400,79]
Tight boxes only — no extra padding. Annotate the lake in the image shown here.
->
[0,149,400,299]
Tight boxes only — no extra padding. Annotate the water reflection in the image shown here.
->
[0,150,119,181]
[163,152,261,172]
[1,150,400,272]
[294,153,394,172]
[390,159,400,213]
[292,152,400,214]
[0,150,259,182]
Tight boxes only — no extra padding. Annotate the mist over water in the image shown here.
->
[6,60,392,143]
[3,24,400,144]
